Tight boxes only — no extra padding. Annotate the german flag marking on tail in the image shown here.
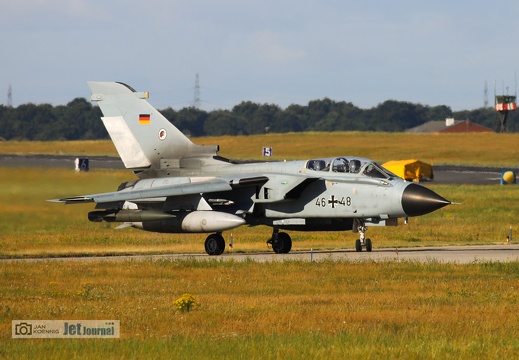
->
[139,114,150,125]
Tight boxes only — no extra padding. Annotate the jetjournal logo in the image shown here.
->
[12,320,120,339]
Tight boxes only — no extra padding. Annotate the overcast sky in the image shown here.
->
[1,0,518,111]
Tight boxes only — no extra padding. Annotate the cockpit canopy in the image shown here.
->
[306,157,396,179]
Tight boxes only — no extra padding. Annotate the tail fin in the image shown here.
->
[88,82,218,170]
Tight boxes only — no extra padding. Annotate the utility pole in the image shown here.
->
[484,80,488,107]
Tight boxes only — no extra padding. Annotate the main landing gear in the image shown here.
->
[267,229,292,254]
[205,230,293,255]
[204,226,371,255]
[205,233,225,255]
[355,222,372,252]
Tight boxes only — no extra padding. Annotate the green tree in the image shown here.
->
[272,104,306,133]
[1,95,516,140]
[176,107,209,137]
[204,110,246,135]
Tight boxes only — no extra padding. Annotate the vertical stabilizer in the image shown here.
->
[88,82,217,170]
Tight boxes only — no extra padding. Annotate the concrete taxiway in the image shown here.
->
[3,245,518,264]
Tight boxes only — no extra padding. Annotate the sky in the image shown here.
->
[1,0,519,111]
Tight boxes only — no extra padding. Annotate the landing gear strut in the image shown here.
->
[205,233,225,255]
[355,222,372,252]
[267,229,292,254]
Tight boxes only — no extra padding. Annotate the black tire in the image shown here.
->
[272,232,292,254]
[355,239,362,252]
[366,238,373,252]
[205,234,225,255]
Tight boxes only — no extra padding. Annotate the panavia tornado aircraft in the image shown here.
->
[52,82,451,255]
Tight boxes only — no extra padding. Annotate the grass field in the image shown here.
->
[2,259,518,358]
[2,134,519,358]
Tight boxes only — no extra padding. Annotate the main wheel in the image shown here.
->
[355,239,362,252]
[365,238,373,252]
[272,232,292,254]
[205,233,225,255]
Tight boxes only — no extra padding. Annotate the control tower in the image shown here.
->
[495,94,516,132]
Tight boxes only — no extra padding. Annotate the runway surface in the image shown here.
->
[0,154,515,185]
[4,245,519,264]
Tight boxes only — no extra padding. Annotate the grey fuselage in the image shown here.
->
[123,155,410,232]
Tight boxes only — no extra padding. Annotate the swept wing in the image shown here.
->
[50,178,233,205]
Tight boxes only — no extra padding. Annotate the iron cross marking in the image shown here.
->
[328,195,339,208]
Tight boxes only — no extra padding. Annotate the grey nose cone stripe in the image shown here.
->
[402,183,450,217]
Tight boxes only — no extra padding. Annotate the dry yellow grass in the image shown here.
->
[203,132,519,167]
[2,132,519,166]
[2,259,518,358]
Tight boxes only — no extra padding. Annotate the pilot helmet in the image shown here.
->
[350,159,361,173]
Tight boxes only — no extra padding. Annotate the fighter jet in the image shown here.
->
[52,82,451,255]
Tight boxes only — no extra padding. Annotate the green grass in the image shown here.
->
[2,259,518,358]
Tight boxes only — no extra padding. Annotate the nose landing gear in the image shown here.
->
[354,222,372,252]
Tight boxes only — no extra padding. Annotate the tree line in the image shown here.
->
[0,97,516,141]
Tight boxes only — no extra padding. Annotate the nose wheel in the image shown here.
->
[355,223,372,252]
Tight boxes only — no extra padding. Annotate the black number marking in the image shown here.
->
[315,196,352,208]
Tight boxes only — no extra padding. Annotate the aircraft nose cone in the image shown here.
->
[402,183,450,217]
